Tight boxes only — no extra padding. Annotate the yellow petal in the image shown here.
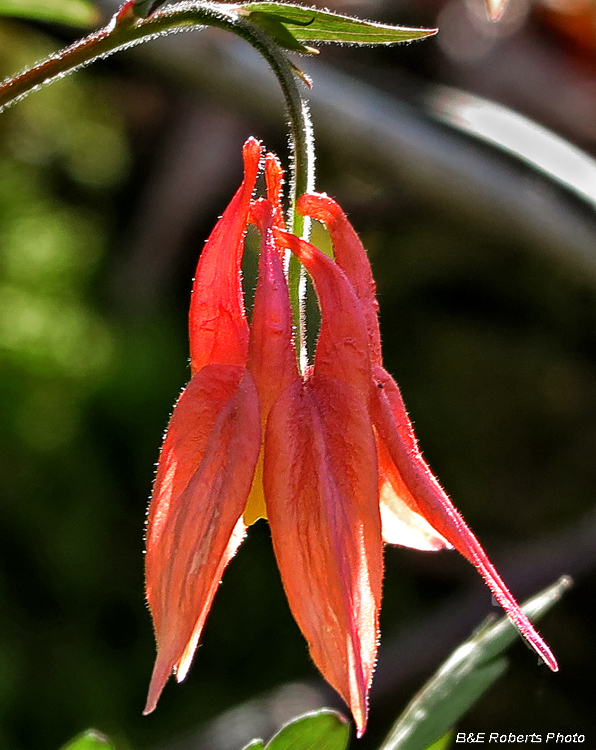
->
[243,448,268,524]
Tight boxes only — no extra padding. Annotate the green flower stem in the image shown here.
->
[0,0,314,369]
[232,14,314,371]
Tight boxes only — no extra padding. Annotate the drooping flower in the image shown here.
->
[144,138,557,735]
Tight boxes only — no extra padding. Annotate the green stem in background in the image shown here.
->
[0,0,314,370]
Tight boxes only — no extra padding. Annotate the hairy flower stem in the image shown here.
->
[0,0,314,367]
[231,15,315,372]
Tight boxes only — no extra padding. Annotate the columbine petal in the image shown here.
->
[268,228,383,735]
[263,151,286,231]
[273,228,373,394]
[298,192,382,365]
[145,138,263,713]
[144,365,261,713]
[189,137,262,374]
[378,455,451,551]
[249,196,297,416]
[265,378,381,736]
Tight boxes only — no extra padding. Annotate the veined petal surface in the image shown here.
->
[145,364,261,713]
[265,374,382,736]
[266,226,383,735]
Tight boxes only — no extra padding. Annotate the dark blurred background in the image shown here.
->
[1,0,596,747]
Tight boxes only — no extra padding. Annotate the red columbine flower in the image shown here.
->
[144,138,557,736]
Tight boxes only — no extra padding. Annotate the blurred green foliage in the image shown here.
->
[0,0,98,27]
[421,735,452,750]
[0,17,137,750]
[262,710,349,750]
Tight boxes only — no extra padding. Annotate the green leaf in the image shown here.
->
[265,710,350,750]
[385,659,507,750]
[0,0,98,26]
[246,12,317,54]
[379,576,572,750]
[59,729,115,750]
[242,741,266,750]
[241,3,436,46]
[422,732,454,750]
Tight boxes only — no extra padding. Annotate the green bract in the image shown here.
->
[242,2,436,46]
